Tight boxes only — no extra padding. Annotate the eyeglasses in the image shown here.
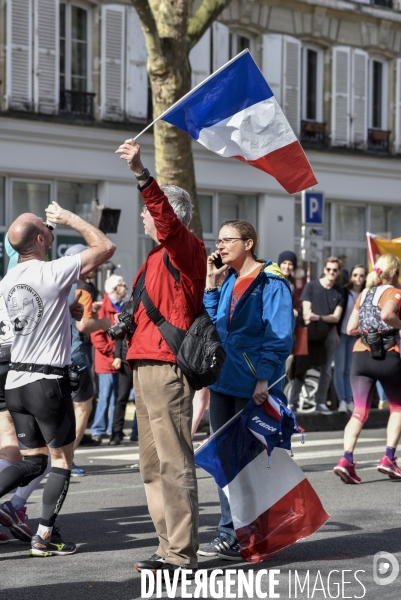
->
[116,283,127,288]
[352,273,365,278]
[215,238,244,248]
[325,268,338,273]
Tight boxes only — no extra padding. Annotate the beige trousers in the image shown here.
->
[133,360,199,567]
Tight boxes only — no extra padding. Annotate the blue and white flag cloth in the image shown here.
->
[160,50,317,194]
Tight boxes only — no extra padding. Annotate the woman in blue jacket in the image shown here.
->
[198,220,294,561]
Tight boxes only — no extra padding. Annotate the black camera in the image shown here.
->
[107,310,136,341]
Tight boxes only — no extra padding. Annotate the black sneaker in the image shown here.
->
[217,540,243,561]
[162,564,196,582]
[29,527,77,557]
[197,534,233,557]
[134,553,165,572]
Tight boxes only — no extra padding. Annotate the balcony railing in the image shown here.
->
[367,129,390,153]
[59,90,95,119]
[300,120,326,147]
[370,0,393,7]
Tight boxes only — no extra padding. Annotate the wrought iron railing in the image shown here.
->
[300,120,326,147]
[370,0,393,7]
[59,90,95,119]
[367,129,390,153]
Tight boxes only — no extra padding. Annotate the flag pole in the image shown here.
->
[194,373,287,455]
[134,49,250,141]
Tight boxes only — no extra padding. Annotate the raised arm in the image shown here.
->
[45,203,115,277]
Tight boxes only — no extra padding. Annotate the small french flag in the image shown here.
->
[161,50,318,194]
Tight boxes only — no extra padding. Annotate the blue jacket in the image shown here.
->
[204,261,294,398]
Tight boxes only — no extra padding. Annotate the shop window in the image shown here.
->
[370,205,401,239]
[12,182,50,221]
[57,182,97,223]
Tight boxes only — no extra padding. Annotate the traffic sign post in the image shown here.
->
[301,191,324,225]
[300,191,324,269]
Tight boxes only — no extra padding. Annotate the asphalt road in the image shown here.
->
[1,428,401,600]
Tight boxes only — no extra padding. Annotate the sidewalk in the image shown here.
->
[294,408,389,432]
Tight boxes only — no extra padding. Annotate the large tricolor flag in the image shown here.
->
[155,50,317,194]
[195,411,329,562]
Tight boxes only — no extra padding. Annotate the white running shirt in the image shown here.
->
[0,255,81,389]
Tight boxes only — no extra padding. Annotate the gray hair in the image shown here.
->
[160,185,193,228]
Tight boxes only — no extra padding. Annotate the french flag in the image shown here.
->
[195,412,329,562]
[161,50,317,194]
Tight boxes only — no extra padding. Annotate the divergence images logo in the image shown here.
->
[373,551,399,586]
[7,285,43,336]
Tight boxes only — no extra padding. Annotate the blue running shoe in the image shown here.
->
[71,463,86,477]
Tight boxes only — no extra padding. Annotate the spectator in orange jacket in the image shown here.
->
[90,274,127,443]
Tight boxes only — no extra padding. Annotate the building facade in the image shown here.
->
[0,0,401,285]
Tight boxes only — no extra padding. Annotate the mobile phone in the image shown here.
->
[212,254,223,269]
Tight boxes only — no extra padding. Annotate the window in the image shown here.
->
[12,182,50,221]
[198,191,258,256]
[370,205,401,239]
[60,4,89,92]
[369,59,388,130]
[229,33,252,59]
[0,178,4,226]
[57,182,97,223]
[302,47,323,122]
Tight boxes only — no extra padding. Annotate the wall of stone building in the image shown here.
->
[0,0,6,113]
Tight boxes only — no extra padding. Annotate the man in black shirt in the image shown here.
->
[289,256,345,414]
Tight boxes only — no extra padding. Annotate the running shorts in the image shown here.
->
[72,366,94,403]
[0,363,9,412]
[5,377,76,449]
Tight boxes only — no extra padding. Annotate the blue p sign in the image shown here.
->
[302,192,324,225]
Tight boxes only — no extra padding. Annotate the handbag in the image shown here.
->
[307,320,330,343]
[292,326,308,356]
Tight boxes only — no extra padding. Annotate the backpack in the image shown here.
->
[139,252,226,391]
[358,285,393,334]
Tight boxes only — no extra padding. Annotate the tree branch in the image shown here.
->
[131,0,166,74]
[187,0,232,51]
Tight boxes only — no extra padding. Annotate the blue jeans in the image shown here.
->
[209,391,249,544]
[91,373,119,436]
[334,334,356,404]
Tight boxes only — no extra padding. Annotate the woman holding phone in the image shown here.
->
[198,219,294,561]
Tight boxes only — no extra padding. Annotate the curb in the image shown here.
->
[294,408,390,432]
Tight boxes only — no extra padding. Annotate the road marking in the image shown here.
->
[293,445,384,460]
[291,437,382,448]
[88,453,140,461]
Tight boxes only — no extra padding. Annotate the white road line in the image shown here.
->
[293,445,384,460]
[88,453,140,460]
[291,437,382,448]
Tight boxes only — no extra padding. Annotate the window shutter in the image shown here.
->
[212,22,229,71]
[6,0,33,111]
[101,5,125,121]
[395,59,401,153]
[331,46,351,147]
[34,0,59,114]
[126,6,148,120]
[262,34,283,105]
[282,36,301,136]
[351,49,368,149]
[190,28,211,88]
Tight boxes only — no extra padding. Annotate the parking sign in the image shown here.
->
[302,191,324,225]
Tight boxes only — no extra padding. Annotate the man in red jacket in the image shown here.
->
[90,274,127,443]
[116,139,206,578]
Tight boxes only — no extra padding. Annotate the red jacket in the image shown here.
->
[91,293,120,374]
[127,179,206,364]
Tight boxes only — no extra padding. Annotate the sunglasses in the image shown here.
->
[325,268,338,273]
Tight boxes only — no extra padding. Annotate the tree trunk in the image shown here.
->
[149,43,203,238]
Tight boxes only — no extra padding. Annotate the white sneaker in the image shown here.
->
[316,403,332,415]
[338,400,348,413]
